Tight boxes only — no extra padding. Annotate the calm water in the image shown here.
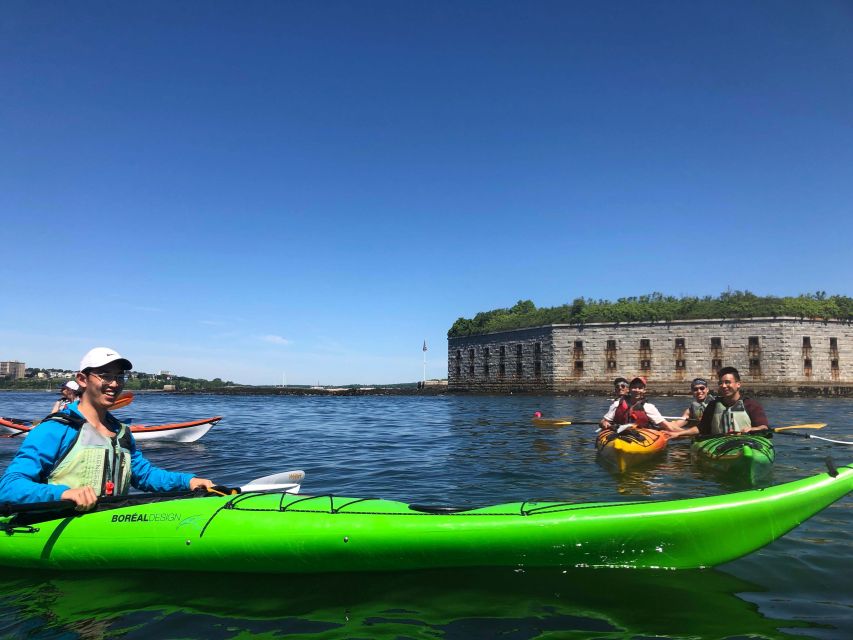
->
[1,391,851,640]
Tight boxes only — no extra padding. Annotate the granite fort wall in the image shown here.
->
[447,318,852,393]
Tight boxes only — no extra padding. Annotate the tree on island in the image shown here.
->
[448,291,853,337]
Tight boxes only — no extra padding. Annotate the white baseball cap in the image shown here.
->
[79,347,133,372]
[61,380,80,391]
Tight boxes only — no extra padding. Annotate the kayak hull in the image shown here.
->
[2,465,849,574]
[596,427,669,471]
[0,416,220,443]
[692,435,775,485]
[130,417,221,442]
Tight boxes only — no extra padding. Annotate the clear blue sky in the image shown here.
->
[2,1,852,385]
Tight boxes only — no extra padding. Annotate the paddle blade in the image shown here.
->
[774,423,827,432]
[111,391,134,410]
[245,469,306,486]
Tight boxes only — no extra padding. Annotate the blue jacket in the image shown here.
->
[0,402,193,504]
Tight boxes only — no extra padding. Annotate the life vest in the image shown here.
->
[45,412,133,496]
[689,398,711,421]
[708,399,752,434]
[613,399,651,428]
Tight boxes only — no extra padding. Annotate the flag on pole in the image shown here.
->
[423,340,428,352]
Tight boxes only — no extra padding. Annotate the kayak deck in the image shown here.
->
[692,435,775,485]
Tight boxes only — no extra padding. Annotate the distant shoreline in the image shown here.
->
[4,384,851,398]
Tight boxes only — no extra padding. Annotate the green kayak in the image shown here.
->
[1,463,850,573]
[692,434,775,485]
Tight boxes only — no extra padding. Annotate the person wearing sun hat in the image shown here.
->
[0,347,214,509]
[600,376,679,432]
[50,380,82,413]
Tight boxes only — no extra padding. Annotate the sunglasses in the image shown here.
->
[616,383,629,388]
[88,372,126,384]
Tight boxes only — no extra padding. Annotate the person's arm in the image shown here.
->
[645,403,679,431]
[742,399,769,433]
[0,423,75,504]
[668,408,693,430]
[600,400,619,429]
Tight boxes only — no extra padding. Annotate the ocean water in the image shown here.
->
[0,391,851,640]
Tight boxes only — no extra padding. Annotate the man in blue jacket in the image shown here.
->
[0,347,214,510]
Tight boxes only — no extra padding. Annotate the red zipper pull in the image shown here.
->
[105,480,115,496]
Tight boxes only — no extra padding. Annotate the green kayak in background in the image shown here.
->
[1,463,849,574]
[691,434,775,485]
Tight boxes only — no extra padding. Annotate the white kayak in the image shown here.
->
[1,416,221,443]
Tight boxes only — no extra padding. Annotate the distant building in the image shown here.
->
[0,361,26,379]
[448,317,852,393]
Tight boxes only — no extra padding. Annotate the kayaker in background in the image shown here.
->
[613,377,630,400]
[667,378,715,432]
[50,380,82,413]
[597,377,630,429]
[676,367,769,437]
[599,376,679,432]
[0,347,215,511]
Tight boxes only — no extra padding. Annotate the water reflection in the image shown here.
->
[0,566,812,640]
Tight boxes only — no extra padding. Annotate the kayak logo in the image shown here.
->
[111,512,181,523]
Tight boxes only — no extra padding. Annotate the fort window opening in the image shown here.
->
[749,358,761,375]
[675,338,685,349]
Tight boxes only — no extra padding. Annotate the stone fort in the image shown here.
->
[447,317,852,394]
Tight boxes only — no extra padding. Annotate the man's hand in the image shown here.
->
[61,486,98,511]
[189,477,215,491]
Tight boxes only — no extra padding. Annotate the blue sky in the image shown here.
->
[2,1,852,385]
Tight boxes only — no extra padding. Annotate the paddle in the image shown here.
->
[772,431,853,445]
[0,469,306,517]
[533,418,602,426]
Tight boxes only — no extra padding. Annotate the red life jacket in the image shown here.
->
[613,399,651,428]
